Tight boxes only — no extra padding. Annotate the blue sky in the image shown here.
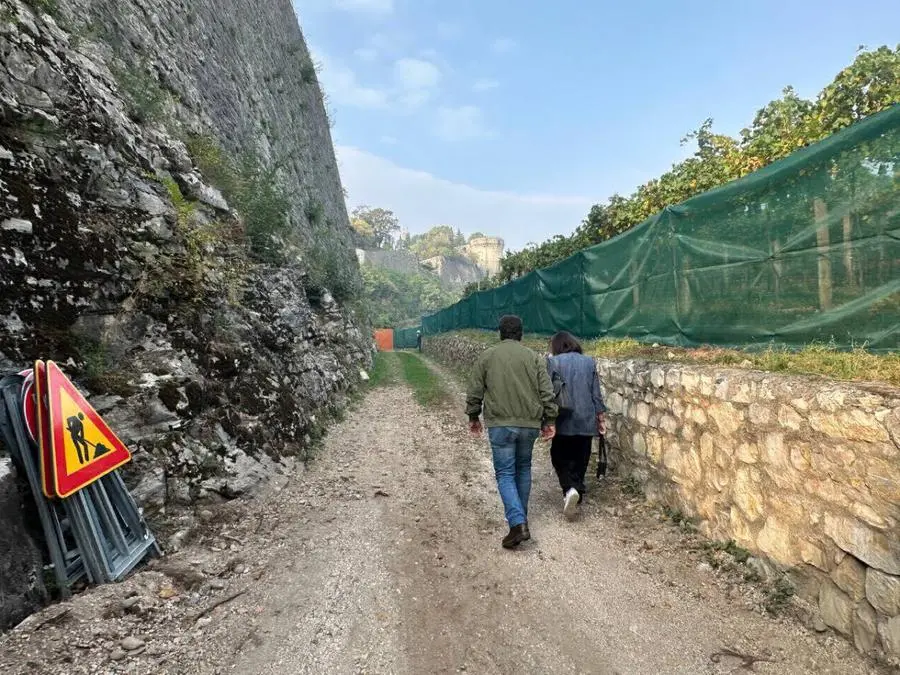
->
[294,0,899,251]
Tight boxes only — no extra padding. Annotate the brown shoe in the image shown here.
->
[502,524,528,549]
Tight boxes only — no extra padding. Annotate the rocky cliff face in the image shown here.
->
[0,0,371,600]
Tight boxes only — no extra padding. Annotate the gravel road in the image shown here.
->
[0,356,888,674]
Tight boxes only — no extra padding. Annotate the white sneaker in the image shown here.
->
[563,488,579,520]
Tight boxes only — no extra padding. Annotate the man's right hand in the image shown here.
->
[469,419,483,436]
[540,424,556,441]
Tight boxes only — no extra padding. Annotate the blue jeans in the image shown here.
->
[488,426,540,528]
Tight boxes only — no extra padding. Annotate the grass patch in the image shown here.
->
[397,352,447,406]
[764,577,795,615]
[368,352,398,387]
[111,60,171,125]
[450,330,900,386]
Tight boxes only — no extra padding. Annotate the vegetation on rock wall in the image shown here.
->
[495,46,900,282]
[360,264,459,328]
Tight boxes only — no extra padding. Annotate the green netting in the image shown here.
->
[393,326,421,349]
[420,104,900,351]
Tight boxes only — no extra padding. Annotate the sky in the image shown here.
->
[293,0,900,251]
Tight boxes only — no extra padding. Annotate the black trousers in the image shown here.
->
[550,434,592,497]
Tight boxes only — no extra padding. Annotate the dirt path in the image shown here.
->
[0,354,888,674]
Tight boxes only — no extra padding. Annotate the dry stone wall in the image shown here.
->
[424,333,900,662]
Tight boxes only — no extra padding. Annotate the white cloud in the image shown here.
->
[393,58,441,90]
[312,49,389,109]
[336,146,593,250]
[392,58,441,109]
[473,78,499,92]
[435,105,490,141]
[333,0,393,13]
[490,37,517,54]
[354,47,378,62]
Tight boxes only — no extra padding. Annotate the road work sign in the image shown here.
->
[44,360,132,498]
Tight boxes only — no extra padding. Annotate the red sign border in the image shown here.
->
[46,361,132,498]
[34,361,57,499]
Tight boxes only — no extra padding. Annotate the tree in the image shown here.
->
[350,205,400,249]
[360,263,460,327]
[409,225,460,259]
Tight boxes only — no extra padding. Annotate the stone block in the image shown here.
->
[729,382,752,404]
[748,403,771,425]
[799,540,829,571]
[635,402,650,426]
[810,409,889,443]
[833,555,867,601]
[632,432,647,456]
[664,368,681,389]
[866,568,900,616]
[885,407,900,448]
[865,457,900,505]
[757,516,799,565]
[853,601,878,653]
[778,404,803,431]
[708,402,742,436]
[649,368,664,388]
[647,432,663,463]
[825,514,900,575]
[681,371,700,393]
[659,415,678,435]
[729,507,755,548]
[819,580,855,636]
[789,444,811,472]
[691,406,707,426]
[817,389,847,413]
[733,467,764,522]
[762,432,791,473]
[735,442,758,464]
[699,433,714,464]
[878,615,900,659]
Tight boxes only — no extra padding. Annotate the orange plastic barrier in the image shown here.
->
[374,329,394,351]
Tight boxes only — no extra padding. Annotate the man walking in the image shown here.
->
[466,315,557,548]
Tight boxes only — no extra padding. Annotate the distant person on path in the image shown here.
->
[547,331,607,519]
[66,412,90,464]
[416,330,422,353]
[466,315,557,549]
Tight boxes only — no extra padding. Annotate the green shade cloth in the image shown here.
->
[415,104,900,351]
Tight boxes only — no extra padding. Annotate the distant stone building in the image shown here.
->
[463,236,504,277]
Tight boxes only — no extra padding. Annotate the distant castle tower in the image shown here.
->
[464,236,504,277]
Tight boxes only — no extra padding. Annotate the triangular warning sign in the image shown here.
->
[46,361,132,498]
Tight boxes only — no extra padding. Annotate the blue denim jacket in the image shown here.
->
[549,352,606,436]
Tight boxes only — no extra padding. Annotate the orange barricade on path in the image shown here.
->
[374,329,394,351]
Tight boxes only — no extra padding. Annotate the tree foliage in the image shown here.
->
[351,205,400,249]
[361,263,460,327]
[497,45,900,282]
[407,225,468,259]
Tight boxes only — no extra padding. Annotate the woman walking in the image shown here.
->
[547,331,607,519]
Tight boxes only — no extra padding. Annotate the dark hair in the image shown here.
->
[498,315,523,341]
[550,331,582,355]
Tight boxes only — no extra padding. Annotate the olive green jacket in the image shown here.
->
[466,339,558,429]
